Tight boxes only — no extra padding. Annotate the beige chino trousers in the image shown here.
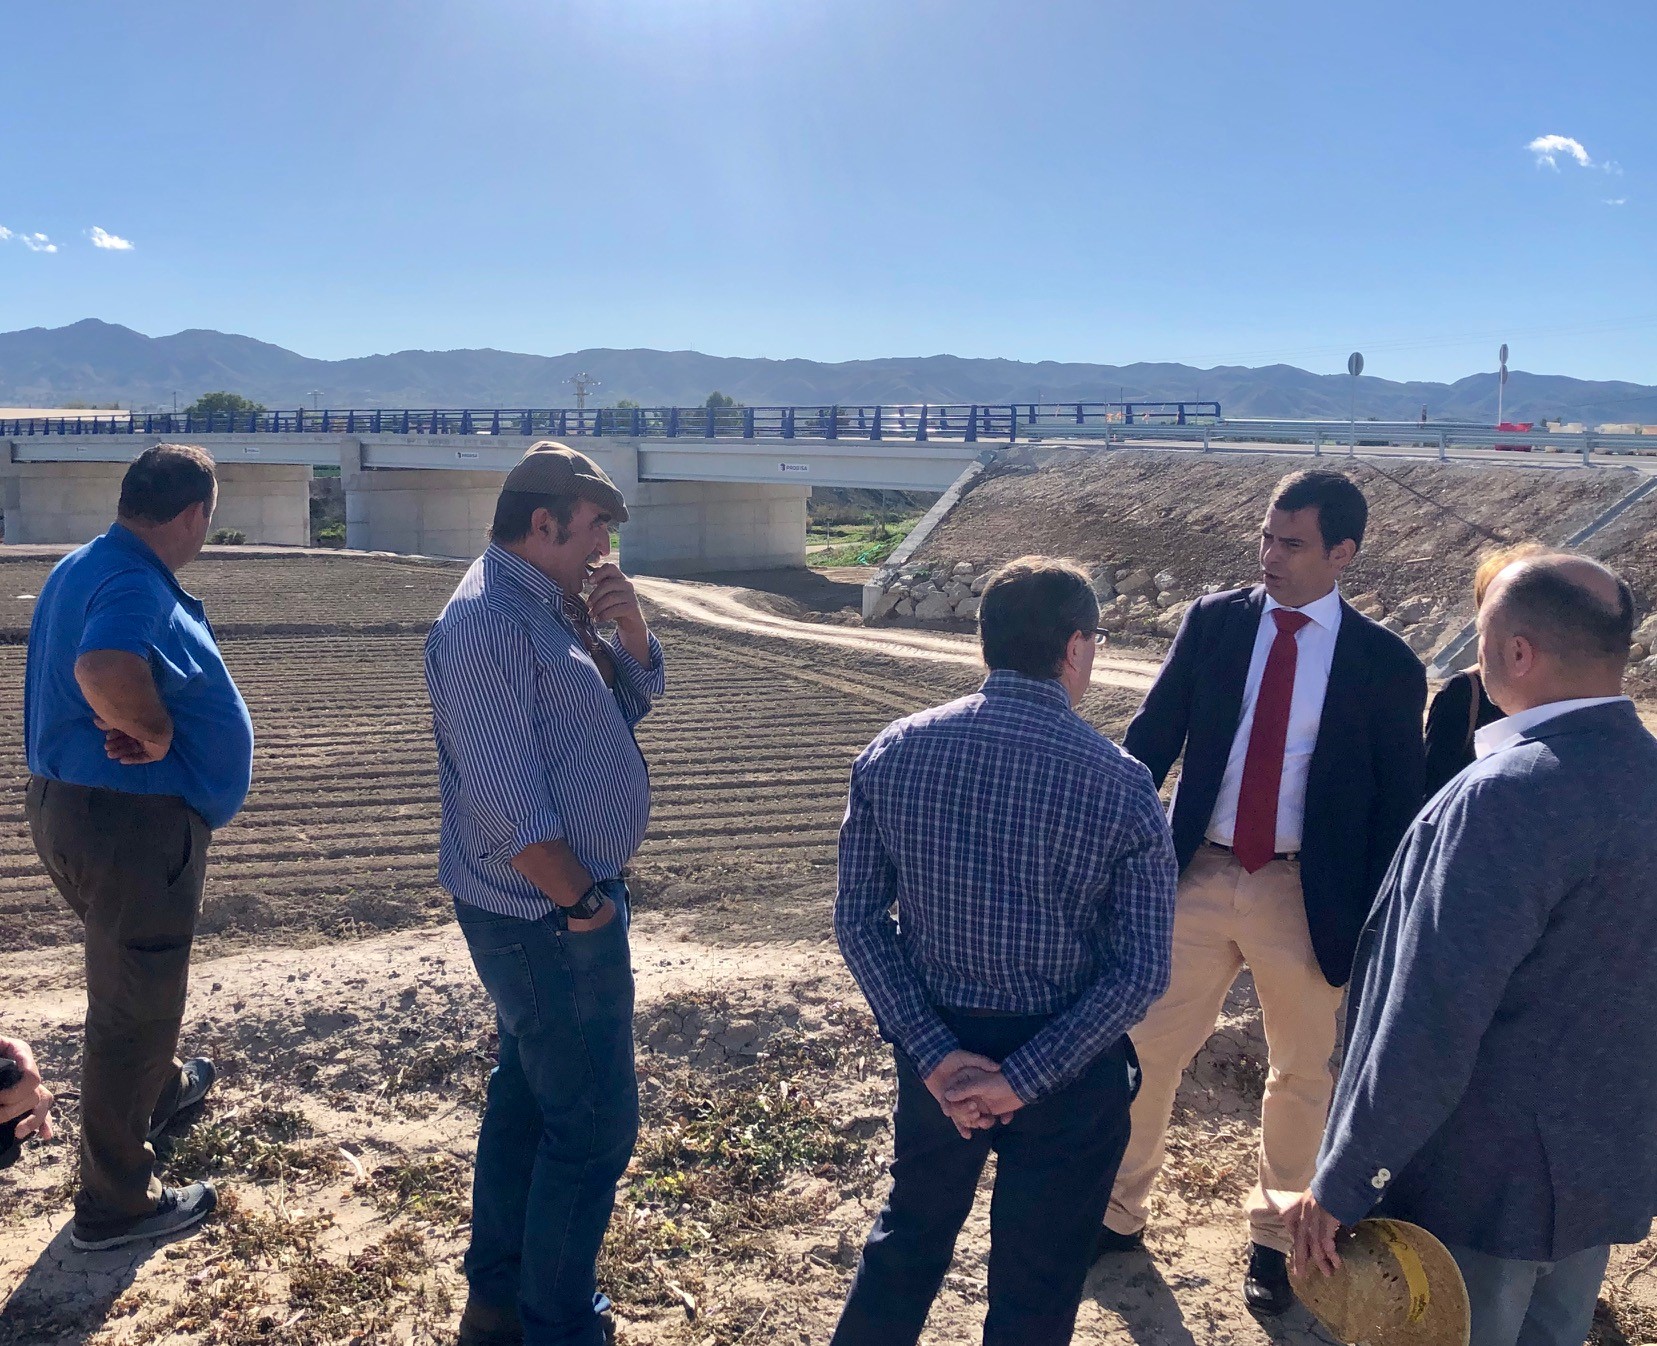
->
[1104,843,1344,1254]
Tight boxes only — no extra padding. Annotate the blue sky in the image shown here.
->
[2,1,1652,383]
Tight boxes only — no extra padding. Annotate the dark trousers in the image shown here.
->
[455,887,639,1346]
[25,777,210,1231]
[832,1012,1137,1346]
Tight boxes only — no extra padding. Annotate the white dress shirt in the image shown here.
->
[1206,587,1344,853]
[1473,695,1631,760]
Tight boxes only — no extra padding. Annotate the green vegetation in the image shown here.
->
[806,515,921,568]
[209,528,248,545]
[705,390,740,410]
[185,391,266,419]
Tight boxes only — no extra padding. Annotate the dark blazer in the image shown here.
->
[1315,701,1657,1260]
[1123,586,1427,986]
[1422,669,1503,800]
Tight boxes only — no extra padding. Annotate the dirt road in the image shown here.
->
[637,577,1161,692]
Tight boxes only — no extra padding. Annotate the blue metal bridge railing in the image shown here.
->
[0,401,1222,442]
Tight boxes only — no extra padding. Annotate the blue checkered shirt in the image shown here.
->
[424,545,664,918]
[835,670,1178,1103]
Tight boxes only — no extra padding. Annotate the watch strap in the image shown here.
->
[560,882,608,921]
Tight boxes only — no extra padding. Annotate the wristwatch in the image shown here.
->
[560,882,609,921]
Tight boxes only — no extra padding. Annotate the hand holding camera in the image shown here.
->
[0,1037,55,1169]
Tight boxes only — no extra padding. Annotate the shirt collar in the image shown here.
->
[1263,585,1343,632]
[980,669,1076,712]
[484,542,567,609]
[1473,695,1632,760]
[104,522,199,605]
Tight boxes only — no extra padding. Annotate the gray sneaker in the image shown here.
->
[70,1181,218,1251]
[148,1058,218,1143]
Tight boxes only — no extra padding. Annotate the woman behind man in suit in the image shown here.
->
[1422,543,1545,799]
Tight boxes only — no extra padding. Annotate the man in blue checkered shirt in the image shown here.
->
[831,556,1179,1346]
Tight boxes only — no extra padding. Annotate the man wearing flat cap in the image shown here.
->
[424,442,664,1346]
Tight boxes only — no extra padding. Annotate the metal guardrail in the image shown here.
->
[1032,417,1657,463]
[0,400,1221,443]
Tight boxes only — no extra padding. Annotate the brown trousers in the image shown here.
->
[1104,843,1344,1253]
[25,777,210,1230]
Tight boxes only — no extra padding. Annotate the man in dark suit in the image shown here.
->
[1097,470,1427,1315]
[1286,553,1657,1346]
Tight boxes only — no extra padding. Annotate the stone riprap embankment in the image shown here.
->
[865,556,1594,665]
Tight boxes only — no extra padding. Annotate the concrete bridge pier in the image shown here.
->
[341,440,506,558]
[0,460,125,544]
[606,443,809,576]
[0,450,311,546]
[212,463,311,544]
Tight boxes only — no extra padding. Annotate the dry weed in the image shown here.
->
[1163,1115,1256,1204]
[369,1154,472,1223]
[373,1027,494,1111]
[164,1099,341,1184]
[599,1041,881,1336]
[195,1187,335,1263]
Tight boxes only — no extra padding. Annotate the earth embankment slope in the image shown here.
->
[910,449,1657,622]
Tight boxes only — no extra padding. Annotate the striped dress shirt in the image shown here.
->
[835,671,1178,1103]
[424,544,665,918]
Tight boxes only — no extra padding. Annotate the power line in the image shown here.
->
[566,372,600,411]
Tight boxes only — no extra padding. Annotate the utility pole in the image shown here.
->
[1497,343,1509,428]
[311,390,322,411]
[1347,352,1365,456]
[567,372,600,411]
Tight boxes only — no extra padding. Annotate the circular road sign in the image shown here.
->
[1347,352,1365,377]
[1499,343,1509,366]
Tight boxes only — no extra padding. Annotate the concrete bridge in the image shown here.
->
[0,430,1001,574]
[0,401,1216,572]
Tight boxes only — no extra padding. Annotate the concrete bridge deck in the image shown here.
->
[0,432,995,573]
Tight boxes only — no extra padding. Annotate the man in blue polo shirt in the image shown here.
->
[23,442,253,1251]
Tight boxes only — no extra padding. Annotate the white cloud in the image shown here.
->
[1527,134,1594,169]
[87,226,135,251]
[0,226,12,242]
[1605,197,1628,206]
[19,232,57,253]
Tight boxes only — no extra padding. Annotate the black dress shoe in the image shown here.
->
[1243,1243,1295,1316]
[1093,1224,1145,1258]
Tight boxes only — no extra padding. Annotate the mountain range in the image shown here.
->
[2,319,1655,425]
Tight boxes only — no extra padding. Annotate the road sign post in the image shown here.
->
[1347,352,1364,456]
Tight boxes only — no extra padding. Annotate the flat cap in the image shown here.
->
[501,441,629,523]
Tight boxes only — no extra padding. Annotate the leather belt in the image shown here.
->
[1203,838,1301,864]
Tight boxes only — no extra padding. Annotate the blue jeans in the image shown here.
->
[831,1012,1138,1346]
[1447,1241,1610,1346]
[455,884,638,1346]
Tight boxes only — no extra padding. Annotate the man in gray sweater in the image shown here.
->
[1283,552,1657,1346]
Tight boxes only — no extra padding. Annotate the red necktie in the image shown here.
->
[1232,608,1312,873]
